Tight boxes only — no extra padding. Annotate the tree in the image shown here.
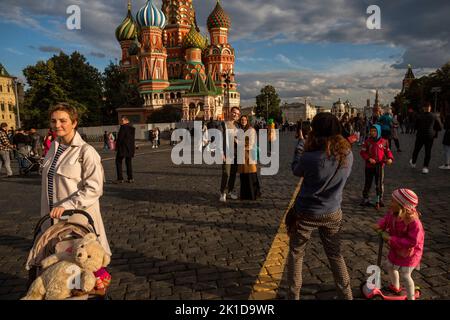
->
[22,60,69,128]
[255,85,282,122]
[102,62,143,125]
[394,61,450,115]
[50,52,103,126]
[22,51,103,128]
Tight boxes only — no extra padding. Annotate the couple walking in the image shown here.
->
[219,107,261,202]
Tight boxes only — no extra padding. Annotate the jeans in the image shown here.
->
[412,136,434,168]
[444,145,450,165]
[363,165,385,201]
[0,150,13,176]
[220,163,238,194]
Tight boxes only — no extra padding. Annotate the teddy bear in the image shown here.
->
[22,233,110,300]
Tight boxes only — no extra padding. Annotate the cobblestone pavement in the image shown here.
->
[0,132,449,300]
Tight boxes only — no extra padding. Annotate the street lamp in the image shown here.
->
[12,77,21,128]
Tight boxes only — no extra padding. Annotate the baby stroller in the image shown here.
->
[25,210,111,300]
[18,151,43,175]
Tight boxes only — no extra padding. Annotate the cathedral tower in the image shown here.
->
[135,0,170,109]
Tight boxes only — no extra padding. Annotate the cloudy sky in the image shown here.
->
[1,0,449,108]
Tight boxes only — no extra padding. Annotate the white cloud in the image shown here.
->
[311,78,326,86]
[2,0,449,69]
[235,58,434,108]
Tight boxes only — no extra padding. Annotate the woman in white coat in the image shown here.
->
[40,103,111,256]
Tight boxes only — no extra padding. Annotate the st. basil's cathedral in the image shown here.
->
[115,0,240,123]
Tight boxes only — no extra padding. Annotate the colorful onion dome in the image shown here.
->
[136,0,167,29]
[183,25,207,50]
[207,0,231,30]
[115,1,138,41]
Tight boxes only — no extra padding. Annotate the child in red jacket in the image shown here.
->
[360,124,394,207]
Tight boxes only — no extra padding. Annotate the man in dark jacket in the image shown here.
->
[115,116,136,183]
[409,102,442,174]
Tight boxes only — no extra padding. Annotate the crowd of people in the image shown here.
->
[285,109,434,300]
[0,123,60,176]
[1,100,449,301]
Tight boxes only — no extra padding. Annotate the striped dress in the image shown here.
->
[48,144,69,210]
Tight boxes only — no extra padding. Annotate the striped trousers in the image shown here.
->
[286,209,353,300]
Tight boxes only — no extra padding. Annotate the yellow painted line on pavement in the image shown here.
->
[249,178,303,300]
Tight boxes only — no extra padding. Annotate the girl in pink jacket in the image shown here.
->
[374,188,425,300]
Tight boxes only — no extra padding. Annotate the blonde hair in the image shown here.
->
[393,199,420,224]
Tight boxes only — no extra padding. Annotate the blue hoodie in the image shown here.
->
[371,124,382,141]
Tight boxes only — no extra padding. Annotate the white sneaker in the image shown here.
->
[409,159,416,168]
[219,193,227,202]
[228,192,238,200]
[422,167,429,174]
[438,165,450,170]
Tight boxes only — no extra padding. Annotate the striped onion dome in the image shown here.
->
[136,0,167,29]
[183,25,207,50]
[115,1,138,41]
[207,0,231,30]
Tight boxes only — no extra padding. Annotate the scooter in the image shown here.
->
[360,234,421,300]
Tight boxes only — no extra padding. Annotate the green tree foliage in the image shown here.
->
[21,52,144,128]
[255,85,282,122]
[393,62,450,115]
[50,52,103,125]
[22,51,103,128]
[22,60,69,128]
[102,62,143,125]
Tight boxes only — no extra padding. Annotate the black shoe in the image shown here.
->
[379,201,385,207]
[397,149,402,152]
[127,179,134,183]
[113,179,124,184]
